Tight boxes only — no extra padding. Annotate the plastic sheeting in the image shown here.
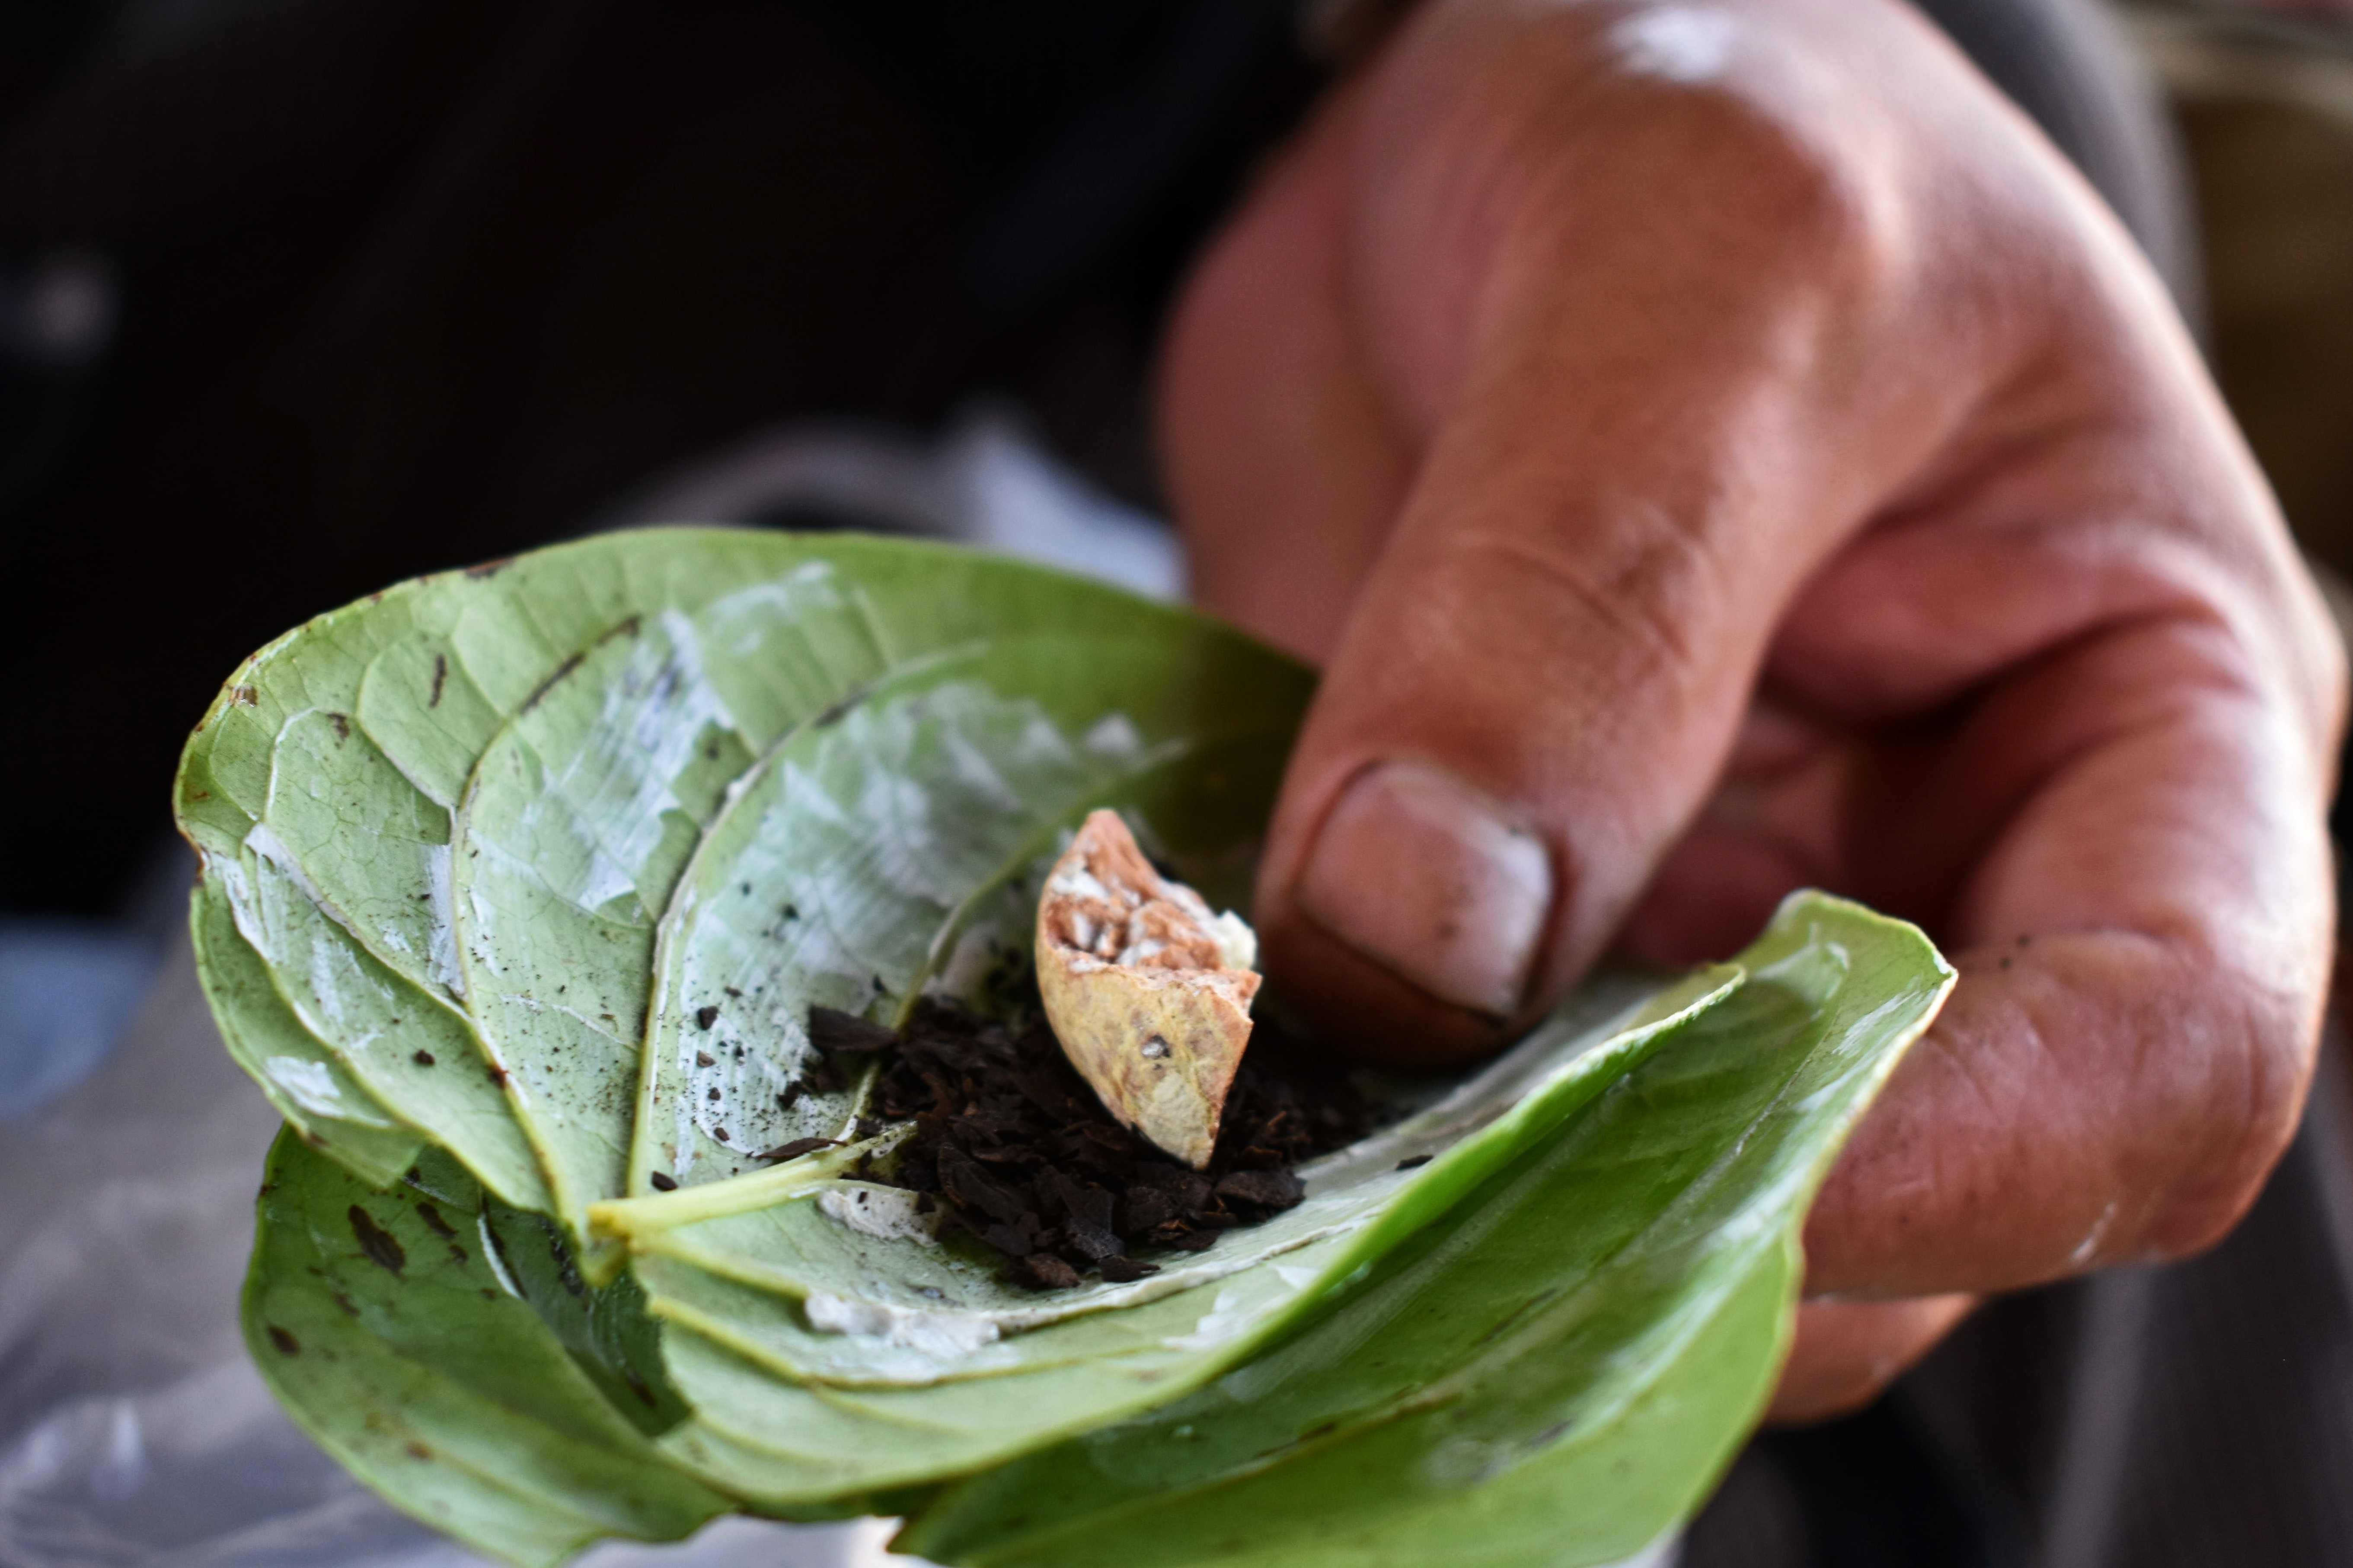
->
[0,937,901,1567]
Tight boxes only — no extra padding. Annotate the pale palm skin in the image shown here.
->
[1159,0,2346,1420]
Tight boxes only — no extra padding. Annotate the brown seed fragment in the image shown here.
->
[1014,1253,1082,1290]
[1034,810,1261,1168]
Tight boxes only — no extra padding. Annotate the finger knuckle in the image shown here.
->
[1510,11,1903,288]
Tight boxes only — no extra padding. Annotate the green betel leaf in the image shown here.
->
[244,1131,732,1568]
[194,533,1957,1568]
[894,892,1954,1568]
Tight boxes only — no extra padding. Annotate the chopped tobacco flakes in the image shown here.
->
[843,998,1376,1291]
[808,1006,898,1053]
[757,1136,841,1163]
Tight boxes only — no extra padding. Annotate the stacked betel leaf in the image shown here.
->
[176,530,1957,1568]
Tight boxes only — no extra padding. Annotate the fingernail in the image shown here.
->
[1295,759,1552,1016]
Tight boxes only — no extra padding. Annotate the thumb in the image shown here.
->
[1250,359,1883,1063]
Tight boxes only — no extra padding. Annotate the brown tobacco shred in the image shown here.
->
[844,998,1377,1291]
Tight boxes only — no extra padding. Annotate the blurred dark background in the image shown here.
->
[0,0,1327,927]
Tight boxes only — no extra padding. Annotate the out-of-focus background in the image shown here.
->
[0,2,2350,1564]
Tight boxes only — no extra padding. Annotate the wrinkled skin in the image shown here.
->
[1162,0,2344,1421]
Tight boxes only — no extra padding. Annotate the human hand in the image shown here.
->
[1160,0,2344,1420]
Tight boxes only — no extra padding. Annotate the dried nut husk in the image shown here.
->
[1034,810,1260,1168]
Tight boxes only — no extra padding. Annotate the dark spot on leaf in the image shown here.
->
[348,1206,406,1275]
[405,1441,433,1460]
[521,651,586,713]
[428,653,447,707]
[412,1050,435,1067]
[810,689,862,728]
[649,1172,678,1192]
[326,712,350,741]
[448,1243,468,1265]
[415,1202,456,1239]
[782,903,799,921]
[713,1127,730,1142]
[1395,1154,1433,1171]
[696,1005,720,1031]
[266,1325,300,1355]
[696,1051,715,1068]
[725,986,742,998]
[330,1289,359,1317]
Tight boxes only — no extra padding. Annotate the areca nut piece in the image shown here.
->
[1035,809,1261,1168]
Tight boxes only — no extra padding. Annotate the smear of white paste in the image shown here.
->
[1611,6,1738,83]
[818,1184,941,1246]
[805,1290,1002,1356]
